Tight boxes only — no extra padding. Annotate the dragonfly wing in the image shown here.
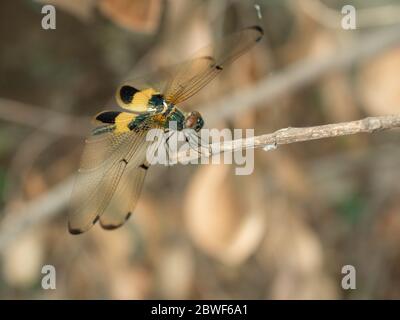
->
[99,118,166,229]
[99,160,149,230]
[116,81,162,114]
[115,63,183,113]
[98,126,153,230]
[69,117,156,234]
[69,158,127,234]
[116,26,263,111]
[164,26,264,105]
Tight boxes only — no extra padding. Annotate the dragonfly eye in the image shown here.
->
[185,111,204,132]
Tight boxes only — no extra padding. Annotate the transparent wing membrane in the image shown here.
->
[69,122,157,234]
[69,26,263,234]
[165,26,263,104]
[117,26,263,109]
[99,137,152,230]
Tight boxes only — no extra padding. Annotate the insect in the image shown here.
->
[68,26,264,234]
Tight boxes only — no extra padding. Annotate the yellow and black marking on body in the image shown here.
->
[93,108,174,135]
[93,111,136,134]
[116,85,168,114]
[69,25,264,234]
[94,89,185,136]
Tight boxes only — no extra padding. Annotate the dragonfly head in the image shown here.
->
[184,111,204,132]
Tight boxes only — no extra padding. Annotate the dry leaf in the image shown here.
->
[258,199,338,299]
[99,0,162,33]
[94,224,133,266]
[267,151,312,199]
[271,272,338,299]
[2,229,44,288]
[358,48,400,115]
[24,170,47,198]
[184,163,266,265]
[308,32,359,121]
[157,244,194,299]
[110,266,153,299]
[184,164,243,257]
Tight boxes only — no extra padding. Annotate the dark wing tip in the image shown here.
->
[68,215,100,235]
[95,111,120,124]
[100,212,132,230]
[68,223,86,235]
[248,25,264,42]
[100,223,124,230]
[119,85,139,104]
[139,163,149,170]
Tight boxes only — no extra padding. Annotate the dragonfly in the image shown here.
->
[68,25,264,234]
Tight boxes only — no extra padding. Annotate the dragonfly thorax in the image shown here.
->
[163,108,204,132]
[148,94,204,132]
[148,93,169,114]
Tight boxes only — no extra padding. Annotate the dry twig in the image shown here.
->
[173,115,400,163]
[0,115,399,252]
[0,98,89,136]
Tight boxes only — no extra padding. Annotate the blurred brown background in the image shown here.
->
[1,0,400,299]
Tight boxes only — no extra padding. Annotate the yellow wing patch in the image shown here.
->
[94,111,137,134]
[116,85,159,113]
[114,112,136,133]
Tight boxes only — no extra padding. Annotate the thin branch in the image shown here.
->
[249,115,400,149]
[0,177,74,253]
[202,24,400,125]
[1,25,400,252]
[0,98,89,136]
[172,115,400,163]
[0,115,399,252]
